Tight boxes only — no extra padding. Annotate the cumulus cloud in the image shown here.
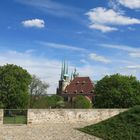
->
[22,19,45,28]
[86,7,140,32]
[89,53,111,64]
[118,0,140,9]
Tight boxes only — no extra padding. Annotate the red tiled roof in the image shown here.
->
[64,77,94,94]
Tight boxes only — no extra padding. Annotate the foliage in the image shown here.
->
[94,74,140,108]
[0,102,4,109]
[32,95,64,108]
[0,64,31,109]
[29,75,49,107]
[79,106,140,140]
[32,96,48,109]
[73,95,92,109]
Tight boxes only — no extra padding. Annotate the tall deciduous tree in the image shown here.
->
[0,64,31,109]
[94,74,140,108]
[29,75,49,107]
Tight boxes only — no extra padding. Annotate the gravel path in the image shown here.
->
[0,123,102,140]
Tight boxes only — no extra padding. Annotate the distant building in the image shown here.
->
[57,61,95,102]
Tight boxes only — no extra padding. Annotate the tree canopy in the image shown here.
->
[0,64,31,109]
[94,74,140,108]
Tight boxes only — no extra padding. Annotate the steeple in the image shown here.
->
[60,60,69,80]
[60,61,64,80]
[63,60,66,75]
[66,61,68,75]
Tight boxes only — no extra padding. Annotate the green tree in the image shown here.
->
[94,74,140,108]
[29,75,49,107]
[73,95,92,109]
[0,64,31,109]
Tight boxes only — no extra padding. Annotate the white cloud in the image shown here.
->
[129,52,140,58]
[89,53,111,64]
[39,41,87,52]
[22,19,45,28]
[16,0,82,20]
[108,0,122,12]
[86,7,140,32]
[118,0,140,9]
[89,24,118,32]
[101,44,140,58]
[125,65,140,69]
[101,44,140,52]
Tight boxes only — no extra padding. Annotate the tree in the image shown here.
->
[0,64,31,109]
[73,95,92,109]
[94,74,140,108]
[32,95,64,109]
[29,75,49,107]
[47,95,64,108]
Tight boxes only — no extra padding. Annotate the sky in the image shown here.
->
[0,0,140,93]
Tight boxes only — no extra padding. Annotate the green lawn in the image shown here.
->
[3,115,27,124]
[79,106,140,140]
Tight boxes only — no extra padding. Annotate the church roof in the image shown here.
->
[64,77,94,94]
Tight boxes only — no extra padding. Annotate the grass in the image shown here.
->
[3,115,27,124]
[79,106,140,140]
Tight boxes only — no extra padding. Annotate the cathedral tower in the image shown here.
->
[57,61,70,95]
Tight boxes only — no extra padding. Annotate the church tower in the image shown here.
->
[57,61,70,95]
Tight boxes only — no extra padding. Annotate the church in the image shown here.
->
[56,61,95,102]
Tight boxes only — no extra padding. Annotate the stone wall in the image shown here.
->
[0,109,3,125]
[28,109,127,125]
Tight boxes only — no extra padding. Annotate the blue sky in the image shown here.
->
[0,0,140,93]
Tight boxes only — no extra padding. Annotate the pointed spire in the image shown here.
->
[60,61,64,80]
[64,60,66,75]
[66,61,68,74]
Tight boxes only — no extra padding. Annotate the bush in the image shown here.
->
[73,95,92,109]
[32,96,49,109]
[32,95,64,108]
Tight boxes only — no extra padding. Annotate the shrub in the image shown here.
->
[32,95,64,108]
[73,95,92,109]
